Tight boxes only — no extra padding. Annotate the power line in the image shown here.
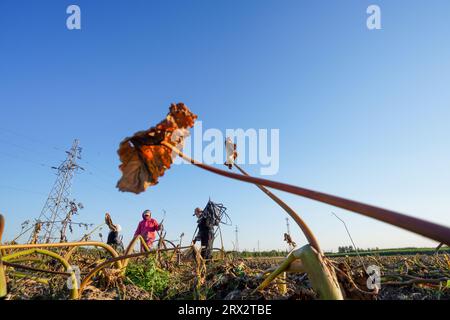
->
[0,131,119,187]
[78,159,122,188]
[0,137,61,161]
[0,184,48,196]
[0,127,64,153]
[0,150,53,169]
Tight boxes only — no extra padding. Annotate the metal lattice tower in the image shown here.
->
[31,139,83,243]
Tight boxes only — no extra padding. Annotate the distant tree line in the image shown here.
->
[335,246,380,253]
[230,250,289,258]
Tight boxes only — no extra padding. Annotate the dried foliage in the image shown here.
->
[4,252,449,300]
[105,213,117,232]
[116,103,197,194]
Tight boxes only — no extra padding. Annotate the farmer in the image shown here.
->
[192,207,215,260]
[107,224,124,253]
[134,209,161,250]
[105,212,124,252]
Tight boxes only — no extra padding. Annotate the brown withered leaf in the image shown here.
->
[116,103,197,194]
[105,213,117,231]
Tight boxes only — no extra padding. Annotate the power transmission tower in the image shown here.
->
[235,225,239,252]
[30,139,84,243]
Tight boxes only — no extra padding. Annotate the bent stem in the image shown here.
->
[123,235,151,268]
[255,245,343,300]
[293,245,343,300]
[255,253,298,292]
[233,163,321,253]
[161,141,450,246]
[0,241,122,269]
[3,248,79,299]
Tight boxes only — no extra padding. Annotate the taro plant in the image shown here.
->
[125,256,169,298]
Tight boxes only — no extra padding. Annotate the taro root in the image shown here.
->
[116,103,197,194]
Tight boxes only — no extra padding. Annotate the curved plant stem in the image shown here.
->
[255,253,297,292]
[3,248,78,299]
[123,235,151,268]
[78,245,192,297]
[0,241,121,269]
[233,163,321,252]
[292,245,343,300]
[256,245,343,299]
[162,142,450,246]
[3,261,72,275]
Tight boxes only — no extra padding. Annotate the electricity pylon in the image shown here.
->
[30,139,83,243]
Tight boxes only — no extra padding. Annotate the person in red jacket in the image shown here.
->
[134,209,161,249]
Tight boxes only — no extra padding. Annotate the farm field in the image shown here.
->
[3,249,449,300]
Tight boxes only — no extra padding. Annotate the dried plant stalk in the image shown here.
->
[233,163,321,252]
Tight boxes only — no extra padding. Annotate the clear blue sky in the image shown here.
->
[1,0,449,252]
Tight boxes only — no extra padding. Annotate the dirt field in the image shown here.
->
[3,252,449,300]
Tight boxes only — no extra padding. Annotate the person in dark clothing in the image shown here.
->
[193,207,215,260]
[107,224,124,253]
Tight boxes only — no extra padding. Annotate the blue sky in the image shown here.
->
[0,0,449,252]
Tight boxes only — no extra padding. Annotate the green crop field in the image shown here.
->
[326,247,450,258]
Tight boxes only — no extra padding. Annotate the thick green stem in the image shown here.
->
[293,245,343,300]
[255,245,343,300]
[255,253,298,292]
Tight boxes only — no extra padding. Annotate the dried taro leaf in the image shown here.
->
[105,213,117,231]
[116,103,197,194]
